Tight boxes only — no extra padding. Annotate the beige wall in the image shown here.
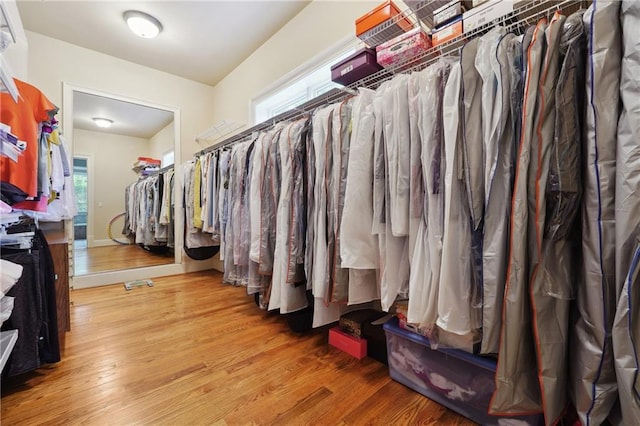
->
[74,128,150,244]
[25,30,215,161]
[150,121,175,163]
[209,0,379,129]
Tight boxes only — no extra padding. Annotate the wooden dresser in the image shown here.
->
[43,229,70,350]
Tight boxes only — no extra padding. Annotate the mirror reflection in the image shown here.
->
[71,91,176,275]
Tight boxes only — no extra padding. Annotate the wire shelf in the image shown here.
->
[201,0,587,155]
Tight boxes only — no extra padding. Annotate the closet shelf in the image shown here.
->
[200,0,583,155]
[357,0,449,48]
[347,0,585,91]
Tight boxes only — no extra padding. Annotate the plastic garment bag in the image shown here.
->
[249,132,268,264]
[218,150,231,261]
[525,13,571,426]
[436,45,480,339]
[407,61,449,327]
[490,21,546,416]
[569,2,621,424]
[384,74,411,238]
[328,100,352,304]
[304,120,316,292]
[341,88,379,270]
[480,32,520,355]
[269,120,309,313]
[311,103,342,327]
[378,76,411,311]
[407,73,424,262]
[460,37,485,324]
[339,89,381,305]
[613,1,640,423]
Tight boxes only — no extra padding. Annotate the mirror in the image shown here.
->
[62,84,184,287]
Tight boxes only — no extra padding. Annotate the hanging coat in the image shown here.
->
[340,88,380,305]
[378,77,411,311]
[490,20,547,416]
[570,2,621,424]
[525,13,572,426]
[270,120,309,313]
[340,88,378,269]
[481,32,520,355]
[613,1,640,423]
[384,74,411,238]
[436,43,480,339]
[408,72,424,262]
[407,61,450,327]
[311,103,342,327]
[328,100,352,304]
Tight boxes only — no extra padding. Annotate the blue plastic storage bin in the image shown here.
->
[383,317,543,425]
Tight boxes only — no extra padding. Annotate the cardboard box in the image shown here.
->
[433,0,472,28]
[376,27,433,70]
[431,16,463,46]
[330,48,382,86]
[355,0,413,37]
[463,0,514,33]
[329,327,367,359]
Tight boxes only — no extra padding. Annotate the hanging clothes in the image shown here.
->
[613,1,640,423]
[340,88,380,305]
[436,40,480,340]
[526,12,573,426]
[570,2,621,424]
[480,32,521,355]
[407,60,453,328]
[491,20,547,417]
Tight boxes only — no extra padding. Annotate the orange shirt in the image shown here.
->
[1,79,57,198]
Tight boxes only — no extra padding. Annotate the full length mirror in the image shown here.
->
[65,87,180,280]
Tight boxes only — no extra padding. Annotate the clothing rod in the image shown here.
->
[195,0,581,156]
[195,87,350,157]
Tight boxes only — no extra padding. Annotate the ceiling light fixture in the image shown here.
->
[123,10,163,39]
[93,118,113,128]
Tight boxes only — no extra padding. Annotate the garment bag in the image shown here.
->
[490,21,546,416]
[437,43,479,340]
[480,32,520,355]
[408,62,446,326]
[613,1,640,423]
[570,2,621,424]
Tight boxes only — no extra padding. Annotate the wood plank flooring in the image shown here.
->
[1,271,475,425]
[74,244,174,275]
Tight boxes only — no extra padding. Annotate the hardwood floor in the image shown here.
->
[1,271,475,425]
[74,243,174,275]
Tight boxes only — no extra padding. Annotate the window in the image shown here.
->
[252,37,357,125]
[162,150,174,168]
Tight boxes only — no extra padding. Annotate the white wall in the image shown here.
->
[209,0,379,128]
[150,121,174,162]
[74,129,150,245]
[25,30,215,161]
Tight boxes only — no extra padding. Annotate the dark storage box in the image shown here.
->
[330,48,383,86]
[383,317,543,425]
[339,309,387,338]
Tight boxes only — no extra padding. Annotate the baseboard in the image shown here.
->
[91,239,120,247]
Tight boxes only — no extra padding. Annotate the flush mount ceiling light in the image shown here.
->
[123,10,163,39]
[93,118,113,128]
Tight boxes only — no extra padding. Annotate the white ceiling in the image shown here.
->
[73,91,174,139]
[17,1,310,86]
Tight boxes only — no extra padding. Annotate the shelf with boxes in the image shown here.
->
[334,0,585,91]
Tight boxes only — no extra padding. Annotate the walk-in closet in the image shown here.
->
[2,0,639,425]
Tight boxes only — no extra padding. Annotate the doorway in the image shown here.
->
[73,156,88,248]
